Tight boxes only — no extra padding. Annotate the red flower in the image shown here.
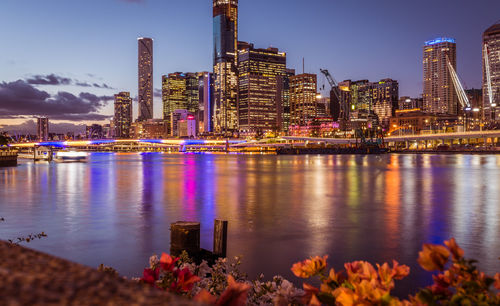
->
[444,238,464,261]
[160,253,179,272]
[141,267,160,285]
[171,267,201,293]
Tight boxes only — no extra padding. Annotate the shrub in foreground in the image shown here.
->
[138,238,500,305]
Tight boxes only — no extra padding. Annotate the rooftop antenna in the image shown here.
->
[302,58,305,74]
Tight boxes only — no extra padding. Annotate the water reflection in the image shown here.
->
[0,154,499,295]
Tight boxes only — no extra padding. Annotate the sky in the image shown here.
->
[0,0,499,133]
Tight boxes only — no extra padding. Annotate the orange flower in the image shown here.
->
[159,253,179,272]
[494,273,500,290]
[344,261,378,282]
[444,238,464,261]
[291,255,328,278]
[353,279,388,301]
[391,260,410,280]
[302,283,321,306]
[333,287,358,306]
[194,289,217,305]
[217,275,251,306]
[417,244,450,271]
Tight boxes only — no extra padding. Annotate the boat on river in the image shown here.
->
[54,151,88,163]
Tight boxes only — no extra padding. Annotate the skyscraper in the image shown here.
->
[290,74,317,127]
[138,37,153,121]
[162,73,187,135]
[213,0,238,134]
[423,37,458,115]
[280,68,295,133]
[238,43,286,134]
[198,72,213,133]
[371,79,399,128]
[483,22,500,122]
[37,117,49,141]
[114,92,132,139]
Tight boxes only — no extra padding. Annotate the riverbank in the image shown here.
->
[0,151,17,167]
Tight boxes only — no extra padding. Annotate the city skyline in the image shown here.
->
[1,0,499,132]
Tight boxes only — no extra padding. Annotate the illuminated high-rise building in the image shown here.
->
[37,117,49,141]
[186,73,200,114]
[290,74,317,126]
[423,37,458,115]
[114,92,132,139]
[371,79,399,128]
[483,22,500,122]
[198,72,213,133]
[280,68,295,133]
[138,37,153,121]
[238,43,286,134]
[162,73,187,134]
[213,0,238,134]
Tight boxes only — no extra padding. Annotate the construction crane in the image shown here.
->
[446,56,471,110]
[483,44,496,107]
[319,69,342,121]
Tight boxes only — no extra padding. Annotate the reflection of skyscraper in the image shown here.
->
[423,37,457,115]
[483,22,500,122]
[37,117,49,141]
[114,92,132,139]
[138,37,153,121]
[213,0,238,134]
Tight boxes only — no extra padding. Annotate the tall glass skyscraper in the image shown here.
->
[213,0,238,134]
[483,22,500,122]
[114,92,132,139]
[423,37,458,115]
[138,37,153,121]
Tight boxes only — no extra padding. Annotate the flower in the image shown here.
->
[333,287,358,306]
[171,267,201,293]
[417,244,450,271]
[194,289,217,305]
[291,255,328,278]
[344,261,378,283]
[494,273,500,290]
[302,283,320,305]
[444,238,464,261]
[141,267,160,285]
[217,275,251,306]
[160,253,179,272]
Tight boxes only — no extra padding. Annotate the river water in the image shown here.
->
[1,153,499,295]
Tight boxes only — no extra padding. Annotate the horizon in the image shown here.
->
[1,0,499,133]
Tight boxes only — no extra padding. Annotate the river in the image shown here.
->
[1,153,499,296]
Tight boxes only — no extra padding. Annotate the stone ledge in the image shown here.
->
[0,240,195,305]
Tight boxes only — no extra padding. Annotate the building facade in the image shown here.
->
[398,96,423,110]
[138,37,154,121]
[280,68,295,133]
[289,74,317,127]
[198,72,213,133]
[114,92,133,139]
[423,37,458,115]
[213,0,239,134]
[162,73,187,134]
[238,43,286,135]
[37,117,49,141]
[371,79,399,128]
[483,22,500,122]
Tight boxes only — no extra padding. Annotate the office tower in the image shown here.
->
[371,79,399,128]
[37,117,49,141]
[186,73,200,114]
[290,74,317,126]
[423,37,458,115]
[238,43,286,134]
[162,73,187,134]
[213,0,238,134]
[114,92,133,139]
[198,72,213,133]
[138,37,153,121]
[483,22,500,122]
[280,69,295,133]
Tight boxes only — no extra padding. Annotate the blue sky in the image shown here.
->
[1,0,499,130]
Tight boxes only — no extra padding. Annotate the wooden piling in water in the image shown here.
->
[170,221,200,257]
[213,219,228,258]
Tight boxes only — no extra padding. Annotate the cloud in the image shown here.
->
[0,80,113,121]
[26,74,72,86]
[25,74,115,89]
[0,120,87,134]
[154,88,162,98]
[119,0,145,3]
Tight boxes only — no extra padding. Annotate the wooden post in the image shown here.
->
[170,222,200,257]
[213,219,228,258]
